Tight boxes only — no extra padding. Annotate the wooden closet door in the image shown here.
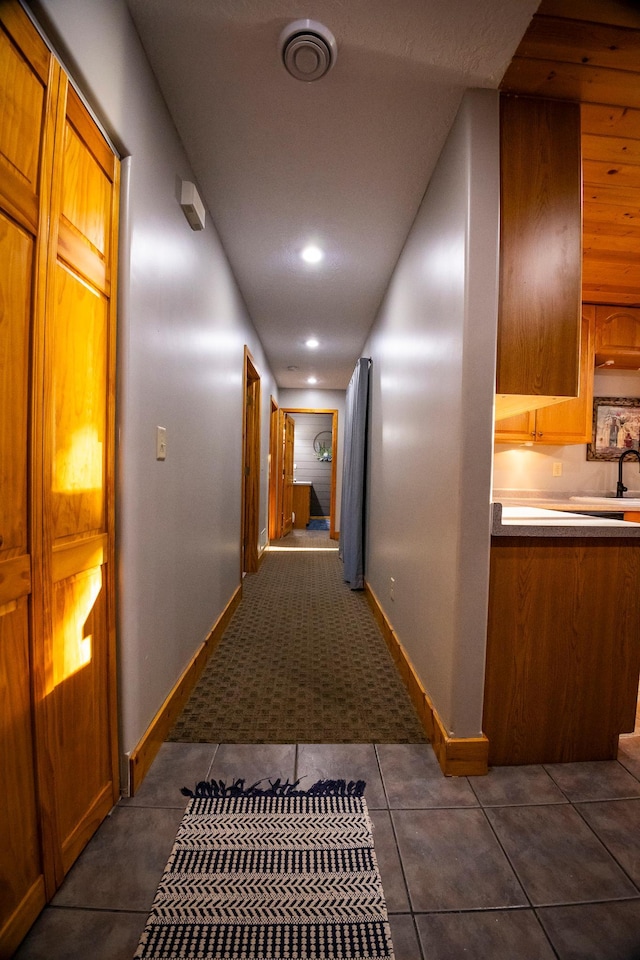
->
[1,6,120,948]
[39,79,120,881]
[0,7,53,952]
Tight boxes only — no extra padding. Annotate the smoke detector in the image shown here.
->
[279,20,337,82]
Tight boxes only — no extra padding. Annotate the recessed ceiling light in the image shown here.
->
[307,376,318,384]
[306,338,319,349]
[301,245,324,264]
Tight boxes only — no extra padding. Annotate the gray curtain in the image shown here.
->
[339,358,371,589]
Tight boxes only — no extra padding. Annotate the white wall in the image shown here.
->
[279,388,346,528]
[30,0,276,778]
[494,370,640,498]
[364,90,500,738]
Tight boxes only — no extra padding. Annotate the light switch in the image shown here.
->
[156,426,167,461]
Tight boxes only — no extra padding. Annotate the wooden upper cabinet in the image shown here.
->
[495,306,594,445]
[495,96,583,421]
[594,305,640,369]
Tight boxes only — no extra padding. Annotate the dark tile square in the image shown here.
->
[206,743,296,788]
[123,741,218,807]
[51,806,183,911]
[296,743,386,807]
[417,909,557,960]
[369,809,410,912]
[577,799,640,886]
[387,914,422,960]
[486,804,638,906]
[377,743,478,808]
[393,808,526,911]
[471,764,568,806]
[544,761,640,802]
[13,908,146,960]
[537,900,640,960]
[618,736,640,782]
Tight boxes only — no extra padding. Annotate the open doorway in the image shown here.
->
[269,405,338,542]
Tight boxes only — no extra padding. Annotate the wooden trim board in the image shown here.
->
[364,581,488,777]
[128,585,242,795]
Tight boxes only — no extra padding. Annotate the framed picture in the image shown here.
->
[587,397,640,461]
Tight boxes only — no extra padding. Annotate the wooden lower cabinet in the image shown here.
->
[292,483,311,529]
[483,537,640,765]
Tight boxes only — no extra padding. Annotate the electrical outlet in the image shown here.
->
[552,461,562,477]
[390,577,395,601]
[156,426,167,461]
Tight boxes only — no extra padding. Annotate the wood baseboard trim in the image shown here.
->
[128,585,242,796]
[364,581,488,777]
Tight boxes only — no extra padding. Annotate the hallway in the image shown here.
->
[167,536,426,744]
[13,542,640,960]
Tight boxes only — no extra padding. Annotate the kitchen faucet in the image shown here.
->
[616,448,640,497]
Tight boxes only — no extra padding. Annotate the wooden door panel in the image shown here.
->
[51,262,107,540]
[0,22,46,232]
[0,213,32,554]
[61,123,111,258]
[51,566,111,866]
[0,600,46,941]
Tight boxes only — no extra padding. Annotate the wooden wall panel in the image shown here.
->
[501,2,640,308]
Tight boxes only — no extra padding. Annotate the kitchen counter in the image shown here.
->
[486,501,640,765]
[491,500,640,537]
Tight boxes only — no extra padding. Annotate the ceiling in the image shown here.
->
[125,0,538,389]
[501,0,640,307]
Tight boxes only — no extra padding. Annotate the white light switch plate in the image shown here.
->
[156,426,167,460]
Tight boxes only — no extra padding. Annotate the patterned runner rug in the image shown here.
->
[134,779,395,959]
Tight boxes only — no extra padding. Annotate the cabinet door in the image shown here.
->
[496,96,582,419]
[0,6,51,951]
[594,305,640,368]
[494,410,535,443]
[534,310,594,445]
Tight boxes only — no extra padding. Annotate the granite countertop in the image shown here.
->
[491,500,640,538]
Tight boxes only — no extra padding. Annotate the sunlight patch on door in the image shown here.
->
[51,567,102,691]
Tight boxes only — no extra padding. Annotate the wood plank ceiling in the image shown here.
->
[500,0,640,306]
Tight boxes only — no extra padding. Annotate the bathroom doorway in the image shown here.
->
[269,406,338,541]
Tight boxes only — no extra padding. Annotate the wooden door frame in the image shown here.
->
[241,347,261,574]
[268,398,280,542]
[275,407,339,540]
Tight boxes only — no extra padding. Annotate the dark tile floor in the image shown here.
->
[13,738,640,960]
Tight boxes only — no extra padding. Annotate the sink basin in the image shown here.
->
[569,496,640,508]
